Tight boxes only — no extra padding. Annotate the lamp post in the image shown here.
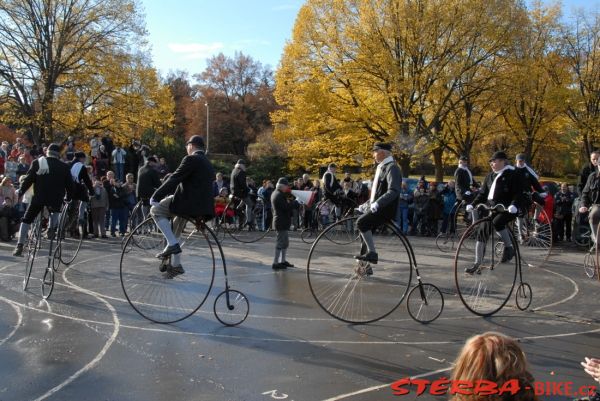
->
[205,102,209,154]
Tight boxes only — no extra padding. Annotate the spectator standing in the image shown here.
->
[124,173,137,212]
[89,134,100,159]
[137,157,161,215]
[15,155,29,182]
[157,157,169,178]
[440,181,457,234]
[395,181,413,235]
[553,182,575,242]
[413,182,430,236]
[90,178,109,238]
[111,145,127,182]
[271,177,296,270]
[212,172,229,197]
[257,179,274,229]
[4,156,17,182]
[107,177,128,237]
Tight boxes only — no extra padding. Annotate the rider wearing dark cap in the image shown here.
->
[354,142,402,265]
[464,151,524,274]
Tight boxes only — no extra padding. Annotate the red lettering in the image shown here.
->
[550,381,566,395]
[534,381,546,395]
[412,379,430,396]
[390,378,411,396]
[429,377,450,396]
[579,385,596,397]
[564,382,573,396]
[449,379,473,395]
[473,380,499,396]
[498,379,521,396]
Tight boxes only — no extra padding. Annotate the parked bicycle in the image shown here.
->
[213,195,270,243]
[301,198,358,245]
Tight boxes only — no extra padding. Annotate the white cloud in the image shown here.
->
[167,42,224,60]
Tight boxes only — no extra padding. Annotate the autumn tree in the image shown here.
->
[494,1,570,164]
[561,11,600,157]
[0,0,146,145]
[192,52,276,156]
[273,0,526,179]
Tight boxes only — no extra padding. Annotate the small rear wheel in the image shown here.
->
[213,289,249,326]
[515,282,532,311]
[406,283,444,323]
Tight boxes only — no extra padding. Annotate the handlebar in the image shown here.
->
[475,203,507,213]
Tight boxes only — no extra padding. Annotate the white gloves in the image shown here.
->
[465,191,472,196]
[508,205,518,214]
[150,198,160,208]
[540,192,548,198]
[580,206,589,214]
[466,204,474,212]
[358,202,369,214]
[370,202,379,213]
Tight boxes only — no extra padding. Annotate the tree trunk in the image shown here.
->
[432,146,444,182]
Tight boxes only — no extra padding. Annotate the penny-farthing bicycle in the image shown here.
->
[454,204,532,316]
[307,216,443,324]
[435,200,473,253]
[120,216,249,325]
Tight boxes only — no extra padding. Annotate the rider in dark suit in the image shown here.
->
[354,142,402,264]
[150,135,215,278]
[13,143,74,256]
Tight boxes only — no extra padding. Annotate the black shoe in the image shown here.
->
[501,246,515,263]
[155,243,182,259]
[354,251,378,264]
[163,264,185,279]
[281,261,294,268]
[12,243,23,257]
[110,232,116,237]
[272,263,287,270]
[159,259,169,273]
[101,235,109,239]
[465,263,481,275]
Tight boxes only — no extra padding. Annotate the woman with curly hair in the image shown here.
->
[451,332,538,401]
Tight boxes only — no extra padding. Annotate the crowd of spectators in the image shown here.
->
[0,134,172,241]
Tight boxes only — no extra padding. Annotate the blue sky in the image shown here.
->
[141,0,599,77]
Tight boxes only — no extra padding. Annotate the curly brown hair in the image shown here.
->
[450,332,538,401]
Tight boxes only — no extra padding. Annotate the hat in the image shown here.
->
[147,156,158,163]
[328,163,337,168]
[74,151,86,159]
[516,153,526,161]
[489,151,508,162]
[47,143,60,153]
[186,135,205,148]
[459,154,469,162]
[236,159,246,166]
[372,142,392,151]
[277,177,289,186]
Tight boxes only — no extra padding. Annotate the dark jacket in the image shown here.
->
[152,150,215,219]
[472,167,524,208]
[271,189,295,231]
[19,156,73,210]
[70,160,93,202]
[554,190,575,217]
[230,167,248,199]
[454,167,473,201]
[108,183,128,209]
[515,166,543,193]
[322,171,341,200]
[581,172,600,208]
[137,163,161,200]
[372,161,402,220]
[579,163,595,195]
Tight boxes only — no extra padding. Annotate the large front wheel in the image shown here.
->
[455,218,518,316]
[307,217,412,324]
[120,217,216,323]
